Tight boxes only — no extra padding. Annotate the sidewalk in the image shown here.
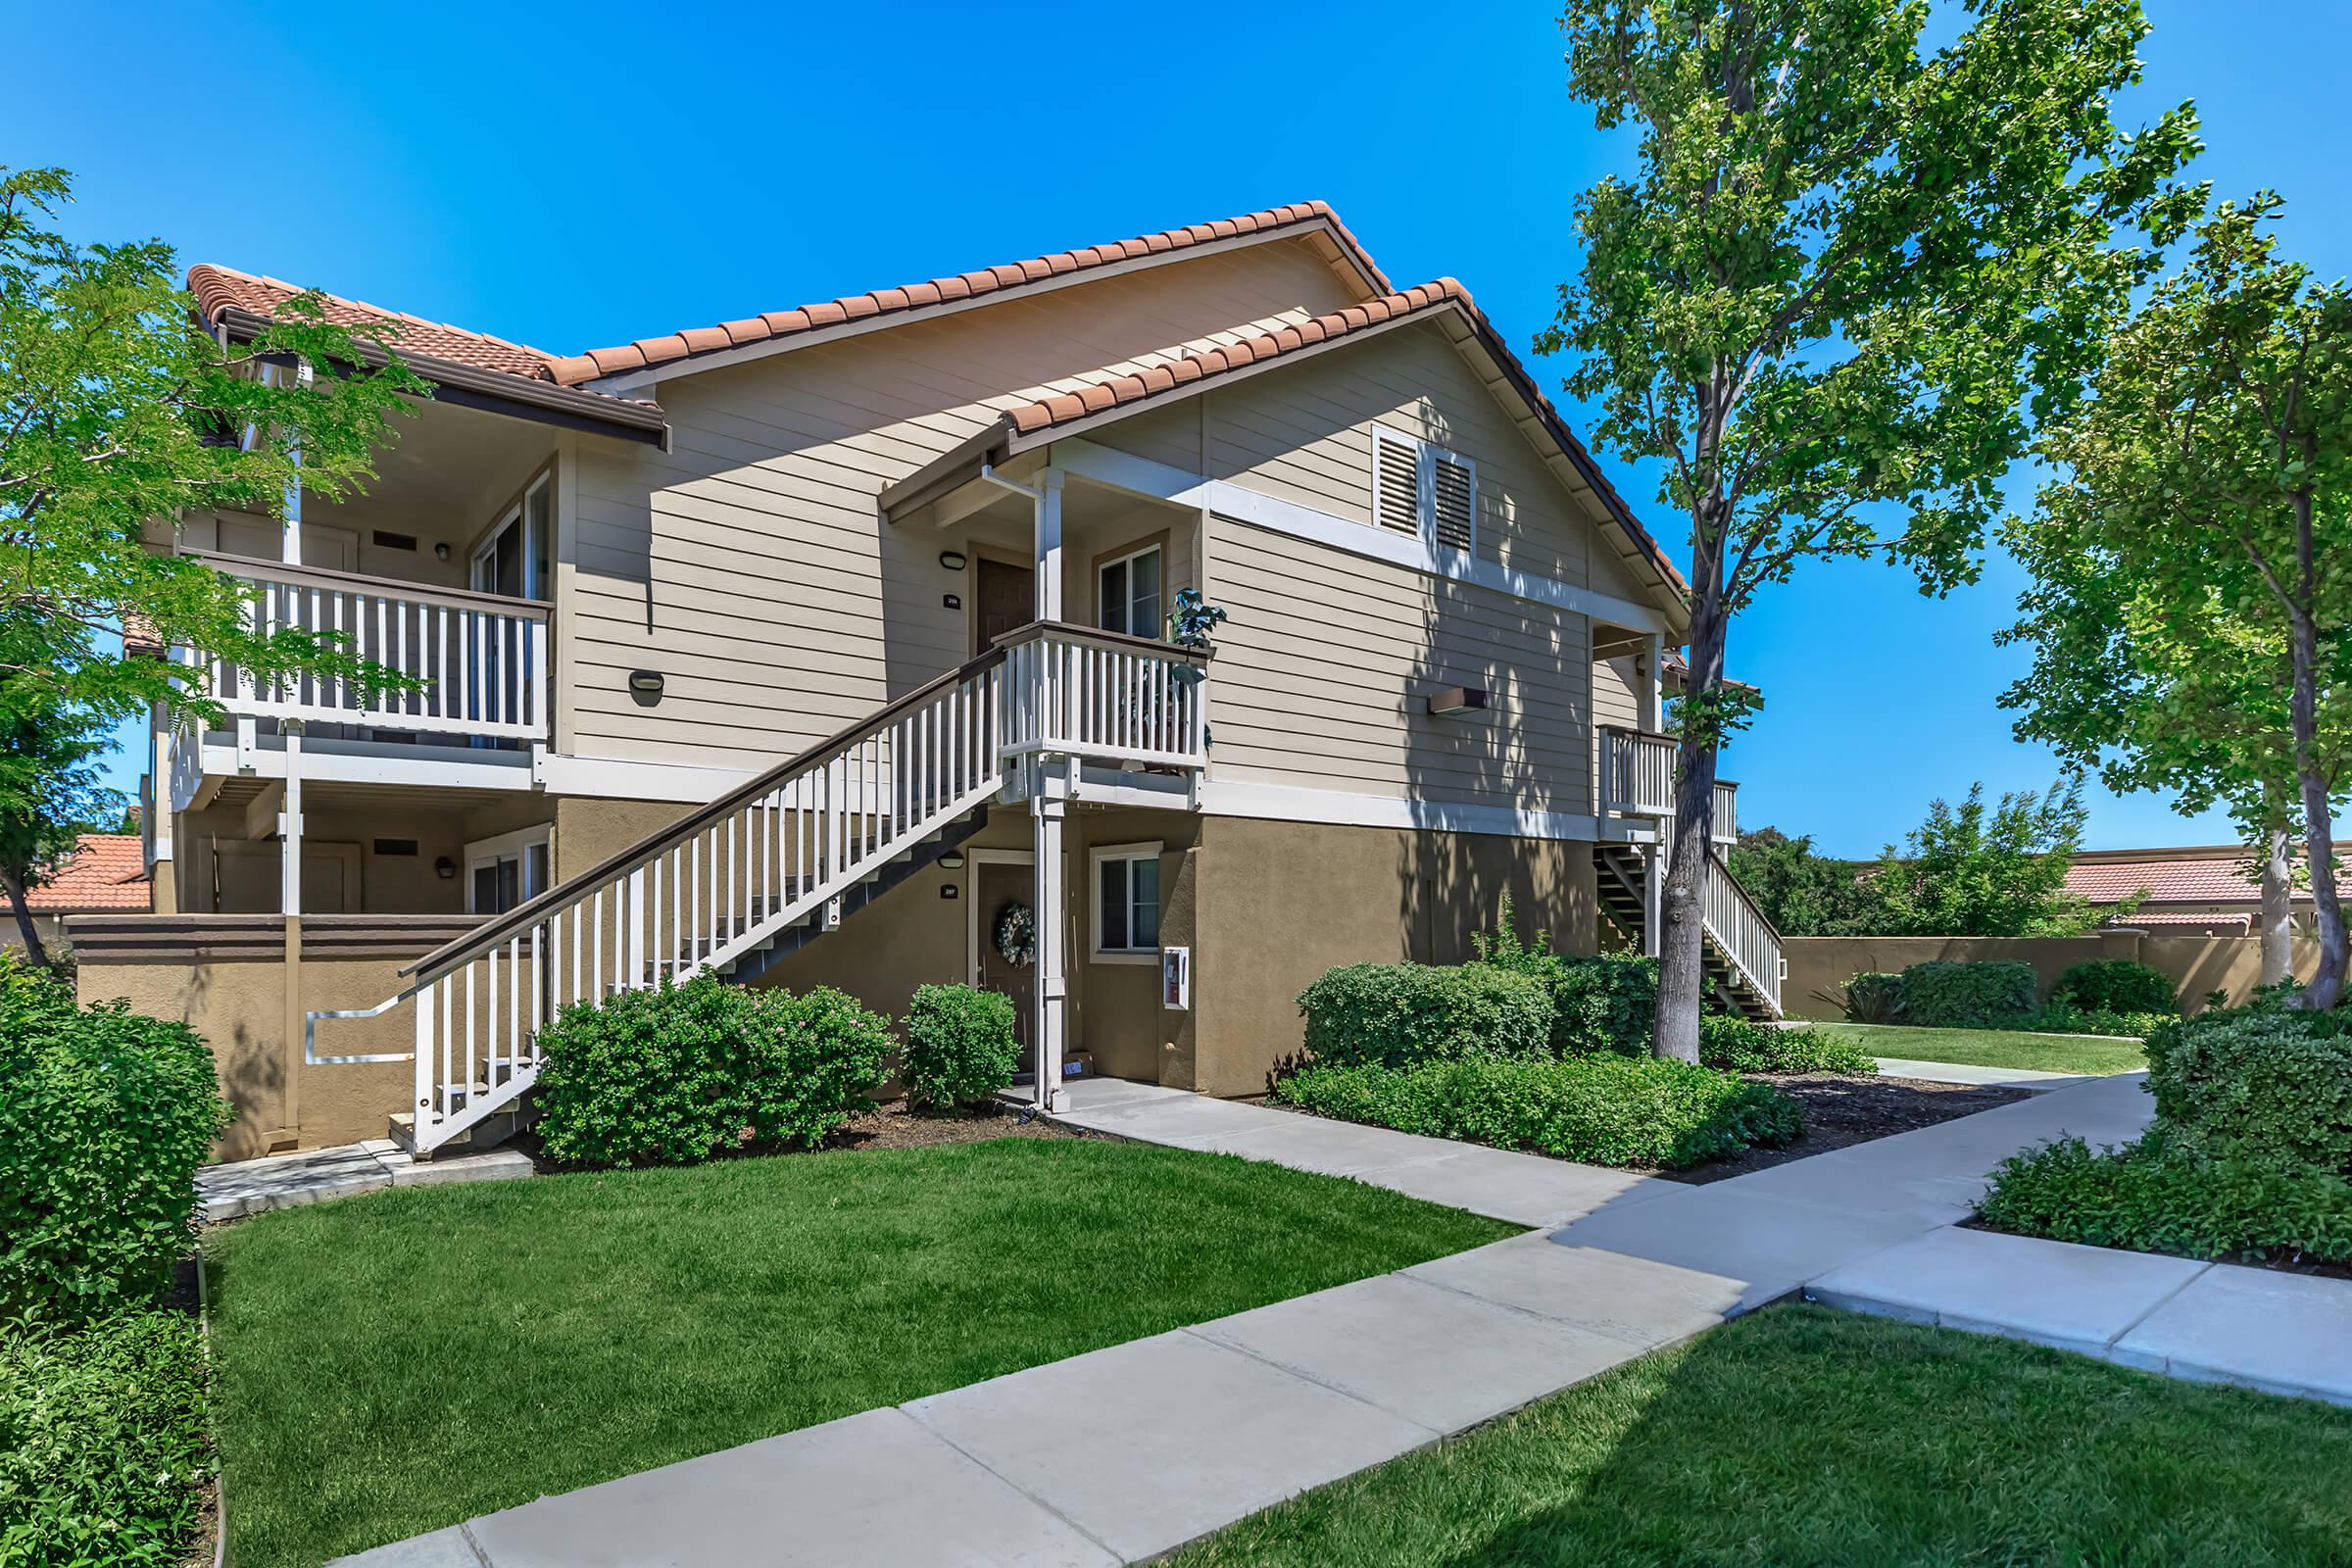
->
[333,1071,2348,1568]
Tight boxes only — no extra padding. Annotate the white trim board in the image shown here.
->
[1053,437,1667,633]
[1198,778,1602,845]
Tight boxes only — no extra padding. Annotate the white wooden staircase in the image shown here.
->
[346,622,1207,1155]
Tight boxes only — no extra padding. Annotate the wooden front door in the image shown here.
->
[975,559,1035,656]
[975,858,1038,1069]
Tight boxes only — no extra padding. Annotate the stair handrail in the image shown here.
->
[400,641,1011,985]
[1703,846,1784,1012]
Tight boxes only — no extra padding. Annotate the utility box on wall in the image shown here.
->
[1160,946,1191,1010]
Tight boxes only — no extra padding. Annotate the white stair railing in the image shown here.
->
[1599,727,1676,816]
[394,649,1011,1152]
[1701,849,1782,1015]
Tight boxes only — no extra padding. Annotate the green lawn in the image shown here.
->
[1796,1020,2148,1076]
[1173,1306,2352,1567]
[206,1137,1512,1568]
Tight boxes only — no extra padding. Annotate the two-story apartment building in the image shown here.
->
[74,202,1780,1159]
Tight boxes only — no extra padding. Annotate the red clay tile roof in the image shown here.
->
[543,202,1386,386]
[2067,850,2339,906]
[187,265,566,383]
[2105,910,2254,930]
[27,834,149,912]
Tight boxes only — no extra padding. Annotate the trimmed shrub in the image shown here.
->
[0,956,230,1319]
[1700,1016,1879,1076]
[1297,962,1552,1071]
[2143,1011,2352,1173]
[0,1309,212,1567]
[1899,959,2037,1029]
[1979,1135,2352,1263]
[2053,958,2177,1017]
[902,984,1018,1109]
[2024,1001,2170,1040]
[1272,1054,1801,1169]
[1842,971,1905,1025]
[1542,955,1662,1056]
[534,975,891,1168]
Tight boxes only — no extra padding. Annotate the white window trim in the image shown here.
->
[463,824,554,914]
[1089,839,1164,964]
[1370,424,1478,557]
[1097,542,1164,638]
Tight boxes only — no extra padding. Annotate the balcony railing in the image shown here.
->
[1599,727,1739,844]
[183,552,549,742]
[996,622,1209,771]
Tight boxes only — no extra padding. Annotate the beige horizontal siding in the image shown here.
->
[562,239,1359,771]
[1204,516,1596,816]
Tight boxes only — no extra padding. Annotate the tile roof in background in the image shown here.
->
[187,265,565,383]
[542,202,1385,386]
[27,835,149,912]
[2066,849,2340,906]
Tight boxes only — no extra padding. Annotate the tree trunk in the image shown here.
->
[2261,819,2294,988]
[2284,491,2345,1009]
[0,864,48,970]
[1654,578,1729,1063]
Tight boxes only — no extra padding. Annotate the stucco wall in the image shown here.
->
[1781,933,2325,1020]
[1185,815,1597,1098]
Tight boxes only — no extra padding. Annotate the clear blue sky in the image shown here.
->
[9,1,2343,856]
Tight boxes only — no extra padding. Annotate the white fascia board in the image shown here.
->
[1199,778,1601,844]
[583,224,1364,397]
[533,752,758,804]
[1054,437,1668,633]
[195,741,538,793]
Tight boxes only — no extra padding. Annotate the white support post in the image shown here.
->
[1031,758,1071,1113]
[279,726,304,917]
[1035,467,1065,622]
[1642,844,1664,958]
[1642,630,1665,733]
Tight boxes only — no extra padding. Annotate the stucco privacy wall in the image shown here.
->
[70,915,481,1160]
[1781,933,2326,1020]
[1185,815,1598,1099]
[562,238,1365,774]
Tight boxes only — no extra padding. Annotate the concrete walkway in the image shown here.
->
[332,1072,2350,1568]
[197,1140,530,1222]
[1873,1056,2097,1093]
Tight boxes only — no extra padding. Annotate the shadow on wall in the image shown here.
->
[1780,933,2324,1020]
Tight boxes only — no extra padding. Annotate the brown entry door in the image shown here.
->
[975,559,1035,656]
[976,858,1037,1069]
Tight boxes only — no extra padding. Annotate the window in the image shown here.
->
[1098,544,1163,638]
[1371,426,1477,553]
[465,826,552,915]
[1092,841,1163,960]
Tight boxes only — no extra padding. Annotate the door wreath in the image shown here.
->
[994,901,1036,967]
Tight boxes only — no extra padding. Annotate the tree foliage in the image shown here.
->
[2001,195,2352,1004]
[1543,0,2198,1058]
[1727,826,1880,936]
[0,166,427,719]
[0,625,120,966]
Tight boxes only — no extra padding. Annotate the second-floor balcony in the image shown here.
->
[1599,726,1739,844]
[181,552,550,746]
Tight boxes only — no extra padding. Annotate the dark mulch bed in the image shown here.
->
[1659,1074,2030,1185]
[825,1098,1079,1152]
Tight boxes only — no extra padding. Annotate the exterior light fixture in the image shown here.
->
[1426,685,1492,717]
[939,550,968,570]
[938,852,967,870]
[628,670,665,699]
[434,857,457,879]
[432,542,452,562]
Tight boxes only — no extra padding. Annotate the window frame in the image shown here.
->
[1089,840,1165,964]
[1370,425,1478,557]
[464,824,554,915]
[1096,542,1165,640]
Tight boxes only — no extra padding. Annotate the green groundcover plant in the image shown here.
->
[1272,1055,1800,1169]
[901,984,1018,1109]
[0,1308,211,1568]
[1979,1136,2352,1263]
[2025,1001,2173,1040]
[533,975,891,1168]
[1699,1016,1878,1076]
[2143,1010,2352,1171]
[0,955,229,1319]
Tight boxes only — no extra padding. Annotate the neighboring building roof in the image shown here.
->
[542,201,1389,387]
[2105,910,2254,932]
[2066,846,2338,906]
[25,835,150,913]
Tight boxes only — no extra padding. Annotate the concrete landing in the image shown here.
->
[198,1139,530,1222]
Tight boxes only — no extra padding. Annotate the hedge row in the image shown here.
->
[1845,957,2180,1034]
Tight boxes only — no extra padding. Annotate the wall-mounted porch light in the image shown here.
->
[938,852,967,870]
[434,857,457,880]
[432,542,452,562]
[628,670,665,706]
[1426,685,1492,717]
[939,550,968,570]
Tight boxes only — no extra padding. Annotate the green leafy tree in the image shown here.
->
[1541,0,2198,1058]
[0,648,121,966]
[1727,826,1878,936]
[2001,195,2352,1004]
[0,166,427,720]
[1873,777,2110,937]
